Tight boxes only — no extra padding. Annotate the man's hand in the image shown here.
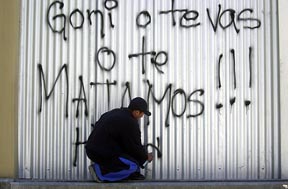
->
[147,152,154,162]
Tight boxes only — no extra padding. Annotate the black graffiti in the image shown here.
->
[136,11,151,28]
[172,89,205,118]
[206,4,261,33]
[238,9,261,30]
[90,80,117,108]
[146,80,205,127]
[37,50,255,120]
[180,10,201,28]
[145,143,162,158]
[87,10,105,38]
[159,0,261,32]
[156,137,160,147]
[249,46,252,88]
[159,0,189,26]
[219,9,240,33]
[95,45,168,74]
[128,36,168,74]
[244,100,251,107]
[70,9,84,29]
[47,1,67,40]
[37,48,255,120]
[216,97,252,110]
[217,47,253,90]
[216,103,223,109]
[216,48,253,110]
[145,137,162,158]
[108,12,115,28]
[230,97,236,106]
[231,49,236,89]
[128,36,155,74]
[72,76,88,118]
[95,47,116,71]
[38,63,69,117]
[187,89,205,118]
[159,0,201,28]
[217,54,223,89]
[47,1,117,40]
[146,80,172,127]
[151,51,168,74]
[43,0,261,169]
[37,74,206,123]
[171,89,186,117]
[104,0,118,10]
[104,0,118,28]
[73,127,87,167]
[47,0,261,41]
[121,82,132,108]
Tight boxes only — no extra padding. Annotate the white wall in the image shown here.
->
[280,0,288,179]
[18,0,284,180]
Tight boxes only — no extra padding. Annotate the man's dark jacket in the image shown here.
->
[85,108,147,165]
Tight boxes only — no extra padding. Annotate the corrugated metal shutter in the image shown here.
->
[18,0,280,180]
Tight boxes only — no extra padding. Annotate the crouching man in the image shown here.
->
[85,97,153,182]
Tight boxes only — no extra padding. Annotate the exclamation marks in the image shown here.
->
[249,46,252,88]
[216,47,252,111]
[216,54,223,109]
[231,49,236,90]
[244,46,252,108]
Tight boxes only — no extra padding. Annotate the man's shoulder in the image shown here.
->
[106,108,134,122]
[109,108,128,116]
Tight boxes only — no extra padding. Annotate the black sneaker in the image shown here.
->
[128,172,146,180]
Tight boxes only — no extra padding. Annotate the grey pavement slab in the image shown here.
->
[1,179,288,189]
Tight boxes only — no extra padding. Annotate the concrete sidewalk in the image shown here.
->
[1,179,288,189]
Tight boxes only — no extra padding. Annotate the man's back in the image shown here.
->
[85,108,147,164]
[85,97,153,182]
